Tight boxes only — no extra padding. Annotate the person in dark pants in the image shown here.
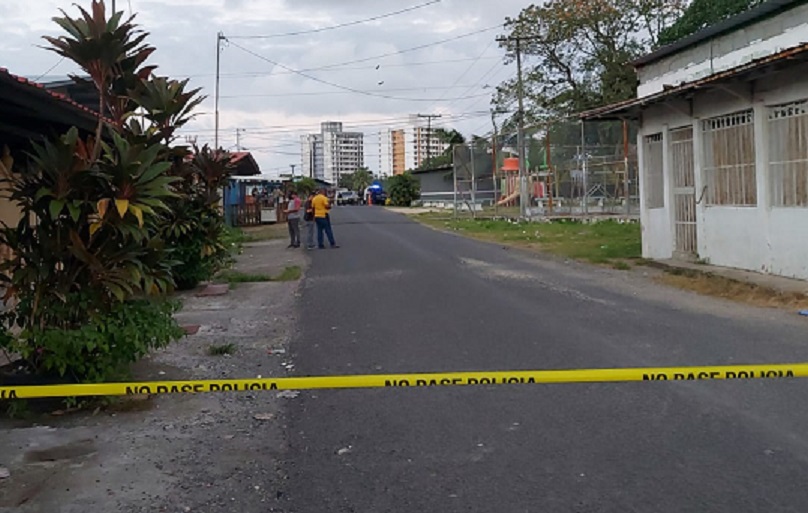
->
[312,188,338,249]
[302,192,316,250]
[284,191,302,248]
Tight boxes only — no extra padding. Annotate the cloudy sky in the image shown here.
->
[5,0,526,176]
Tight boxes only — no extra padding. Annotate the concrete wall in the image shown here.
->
[637,4,808,98]
[638,65,808,279]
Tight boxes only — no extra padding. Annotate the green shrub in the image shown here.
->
[163,145,234,290]
[1,299,184,383]
[387,173,421,207]
[0,3,200,384]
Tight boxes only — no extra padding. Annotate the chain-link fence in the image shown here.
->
[421,119,640,220]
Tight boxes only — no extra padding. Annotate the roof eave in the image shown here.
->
[634,0,807,68]
[582,42,808,121]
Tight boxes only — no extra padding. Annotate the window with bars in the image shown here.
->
[769,100,808,207]
[643,133,664,209]
[701,110,757,206]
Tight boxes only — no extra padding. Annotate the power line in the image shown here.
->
[434,40,496,104]
[305,25,501,72]
[226,39,492,103]
[219,84,486,100]
[32,57,66,82]
[177,57,500,80]
[178,111,493,136]
[228,0,441,39]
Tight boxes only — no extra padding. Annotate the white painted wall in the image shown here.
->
[637,64,808,279]
[637,3,808,98]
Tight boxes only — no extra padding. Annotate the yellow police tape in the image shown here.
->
[2,363,807,400]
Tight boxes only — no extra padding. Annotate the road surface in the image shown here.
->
[282,206,808,513]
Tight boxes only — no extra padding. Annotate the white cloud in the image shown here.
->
[2,0,523,175]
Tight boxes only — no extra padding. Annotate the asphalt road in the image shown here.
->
[282,206,808,513]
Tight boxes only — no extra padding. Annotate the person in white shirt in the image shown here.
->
[284,191,302,248]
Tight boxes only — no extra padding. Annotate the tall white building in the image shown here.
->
[301,122,364,184]
[301,133,324,180]
[380,115,449,175]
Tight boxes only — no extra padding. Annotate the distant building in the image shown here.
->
[301,122,364,184]
[380,115,449,176]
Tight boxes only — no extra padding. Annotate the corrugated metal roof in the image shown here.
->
[635,0,807,67]
[582,42,808,120]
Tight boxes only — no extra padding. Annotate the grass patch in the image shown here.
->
[215,266,302,284]
[216,270,272,284]
[274,265,302,282]
[612,261,632,271]
[241,223,288,242]
[221,226,251,253]
[415,214,640,265]
[657,270,808,310]
[207,343,237,356]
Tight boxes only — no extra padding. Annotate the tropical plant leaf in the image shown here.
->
[129,205,144,227]
[49,199,65,219]
[115,198,129,217]
[97,198,111,218]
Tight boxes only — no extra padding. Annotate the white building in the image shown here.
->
[300,133,324,180]
[585,0,808,280]
[379,115,449,175]
[301,121,364,184]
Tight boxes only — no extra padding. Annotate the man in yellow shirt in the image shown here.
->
[312,188,339,249]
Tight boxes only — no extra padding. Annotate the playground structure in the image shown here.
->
[446,119,640,219]
[496,157,547,208]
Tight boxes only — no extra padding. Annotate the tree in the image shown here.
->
[387,173,421,207]
[350,167,373,193]
[0,1,203,382]
[416,128,466,171]
[658,0,763,46]
[495,0,686,122]
[296,177,318,196]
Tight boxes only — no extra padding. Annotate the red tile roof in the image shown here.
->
[0,68,101,120]
[230,151,250,165]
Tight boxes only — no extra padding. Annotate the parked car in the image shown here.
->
[336,189,359,205]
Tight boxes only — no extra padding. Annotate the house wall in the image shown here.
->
[637,3,808,98]
[638,64,808,279]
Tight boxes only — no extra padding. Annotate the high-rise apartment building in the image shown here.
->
[301,122,364,184]
[380,115,449,176]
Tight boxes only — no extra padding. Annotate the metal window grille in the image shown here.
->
[769,100,808,207]
[701,110,757,206]
[643,133,664,209]
[670,127,697,254]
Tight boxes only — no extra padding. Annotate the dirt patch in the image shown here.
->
[242,223,288,242]
[656,270,808,311]
[0,239,307,513]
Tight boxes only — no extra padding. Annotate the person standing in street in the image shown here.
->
[303,191,316,250]
[312,188,338,249]
[284,191,302,248]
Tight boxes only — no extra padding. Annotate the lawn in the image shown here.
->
[415,213,641,267]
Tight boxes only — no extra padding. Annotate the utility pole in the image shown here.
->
[497,35,537,219]
[214,32,225,150]
[417,113,442,167]
[491,110,499,216]
[111,0,116,13]
[235,128,246,151]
